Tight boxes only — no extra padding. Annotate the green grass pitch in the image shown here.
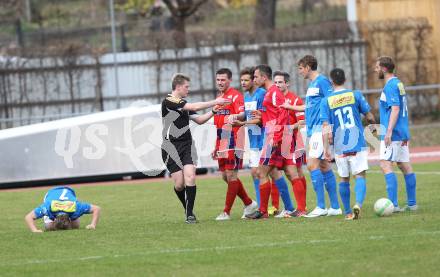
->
[1,162,439,276]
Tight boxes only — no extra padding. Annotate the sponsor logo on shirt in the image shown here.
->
[50,200,76,213]
[306,87,320,97]
[398,82,406,95]
[245,101,257,111]
[328,92,355,109]
[217,109,231,115]
[380,92,387,101]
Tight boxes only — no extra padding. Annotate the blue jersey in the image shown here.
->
[34,186,92,220]
[320,89,371,155]
[379,77,410,141]
[305,75,333,137]
[244,87,266,149]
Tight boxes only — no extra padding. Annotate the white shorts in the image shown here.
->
[307,132,324,159]
[249,148,261,168]
[379,141,410,162]
[335,151,369,178]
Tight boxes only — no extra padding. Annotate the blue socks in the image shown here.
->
[253,178,261,206]
[385,173,398,206]
[404,173,417,206]
[310,169,326,209]
[338,181,351,214]
[323,170,340,209]
[275,177,294,211]
[354,177,367,206]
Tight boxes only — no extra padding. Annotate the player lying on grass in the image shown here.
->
[24,186,101,233]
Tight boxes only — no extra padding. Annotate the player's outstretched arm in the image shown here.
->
[190,111,215,124]
[280,102,305,111]
[25,211,43,233]
[86,205,101,230]
[183,98,231,112]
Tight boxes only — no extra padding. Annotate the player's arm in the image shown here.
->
[183,98,231,112]
[365,112,377,134]
[190,111,215,124]
[322,121,333,162]
[385,106,400,146]
[233,117,260,126]
[86,205,101,230]
[280,102,305,111]
[24,210,43,233]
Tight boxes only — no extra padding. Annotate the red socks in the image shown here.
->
[236,179,252,206]
[291,177,307,211]
[224,179,252,214]
[259,180,272,214]
[223,180,239,214]
[271,181,280,210]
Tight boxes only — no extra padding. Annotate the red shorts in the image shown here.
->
[279,127,296,167]
[217,150,243,172]
[295,152,307,167]
[259,143,284,169]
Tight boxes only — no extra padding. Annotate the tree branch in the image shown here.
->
[185,0,208,17]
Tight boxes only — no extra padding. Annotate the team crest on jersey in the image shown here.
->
[397,82,406,95]
[245,101,257,111]
[328,92,355,109]
[50,200,76,213]
[306,87,320,97]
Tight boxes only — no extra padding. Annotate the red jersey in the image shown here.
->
[262,84,288,143]
[214,87,245,150]
[284,91,305,125]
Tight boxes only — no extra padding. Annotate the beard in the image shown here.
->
[378,71,385,79]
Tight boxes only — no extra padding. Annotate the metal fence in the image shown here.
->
[0,38,367,129]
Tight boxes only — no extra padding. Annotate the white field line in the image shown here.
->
[2,230,440,267]
[368,151,440,160]
[368,170,440,175]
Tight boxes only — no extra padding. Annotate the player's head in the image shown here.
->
[253,64,272,87]
[54,213,71,230]
[172,73,190,97]
[216,68,232,93]
[375,56,395,79]
[330,68,346,86]
[297,55,318,80]
[273,71,290,93]
[240,67,255,92]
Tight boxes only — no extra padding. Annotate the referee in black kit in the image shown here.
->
[161,73,230,223]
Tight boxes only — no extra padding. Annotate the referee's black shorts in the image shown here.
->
[161,139,198,174]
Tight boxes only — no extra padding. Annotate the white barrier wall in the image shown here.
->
[0,103,223,184]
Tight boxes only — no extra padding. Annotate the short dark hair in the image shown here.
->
[54,213,71,230]
[273,71,290,83]
[330,68,346,86]
[377,56,395,73]
[171,73,190,90]
[297,55,318,70]
[216,68,232,79]
[255,64,272,80]
[240,67,255,79]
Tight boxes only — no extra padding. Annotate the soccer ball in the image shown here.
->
[374,198,394,217]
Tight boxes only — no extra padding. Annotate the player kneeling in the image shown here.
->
[25,186,101,232]
[321,68,376,220]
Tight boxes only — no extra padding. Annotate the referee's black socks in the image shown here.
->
[185,185,197,217]
[174,187,186,209]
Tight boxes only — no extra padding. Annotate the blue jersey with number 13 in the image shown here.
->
[320,89,371,155]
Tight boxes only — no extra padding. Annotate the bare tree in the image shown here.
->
[162,0,208,48]
[254,0,276,31]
